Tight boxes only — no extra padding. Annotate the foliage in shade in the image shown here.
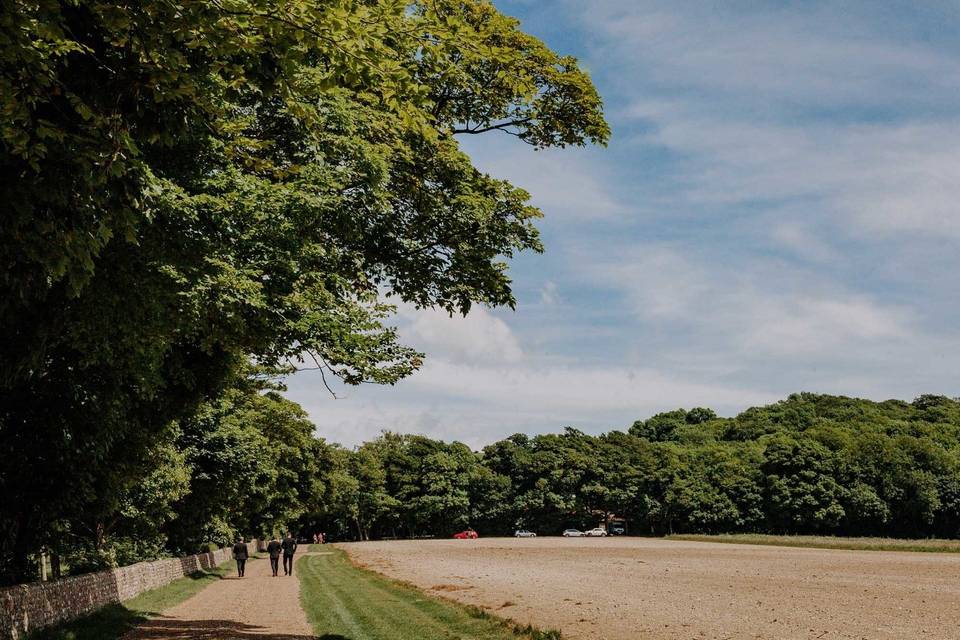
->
[0,0,608,584]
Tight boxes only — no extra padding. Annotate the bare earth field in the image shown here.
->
[339,537,960,640]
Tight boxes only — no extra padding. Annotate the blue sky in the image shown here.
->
[286,0,960,447]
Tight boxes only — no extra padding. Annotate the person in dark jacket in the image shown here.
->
[281,532,298,576]
[266,536,283,577]
[232,537,249,578]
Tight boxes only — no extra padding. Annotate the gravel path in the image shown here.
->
[340,537,960,640]
[124,554,315,640]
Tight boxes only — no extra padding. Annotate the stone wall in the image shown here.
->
[0,542,256,640]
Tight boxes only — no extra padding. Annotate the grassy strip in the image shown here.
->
[27,556,242,640]
[668,533,960,553]
[298,547,561,640]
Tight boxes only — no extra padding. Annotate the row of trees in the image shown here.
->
[28,390,960,571]
[8,367,960,581]
[42,388,960,575]
[311,393,960,541]
[0,0,607,584]
[21,368,329,575]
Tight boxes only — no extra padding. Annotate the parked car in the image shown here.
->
[607,522,626,535]
[514,529,537,538]
[562,529,584,537]
[453,529,479,539]
[584,527,608,537]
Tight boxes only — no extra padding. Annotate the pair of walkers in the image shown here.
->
[230,533,298,578]
[266,533,298,577]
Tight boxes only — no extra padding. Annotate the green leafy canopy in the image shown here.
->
[0,0,608,583]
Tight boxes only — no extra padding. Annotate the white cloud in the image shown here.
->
[770,222,840,264]
[462,138,626,221]
[539,281,561,306]
[595,246,710,319]
[630,112,960,237]
[402,359,774,413]
[287,356,779,448]
[740,296,909,356]
[578,1,960,109]
[577,1,960,238]
[282,2,960,448]
[399,305,524,365]
[590,245,913,358]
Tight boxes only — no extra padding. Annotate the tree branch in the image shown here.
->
[451,118,532,135]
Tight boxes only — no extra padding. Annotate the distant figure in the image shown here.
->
[232,537,248,578]
[282,531,298,576]
[266,535,283,577]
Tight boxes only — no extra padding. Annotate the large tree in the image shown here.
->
[0,0,608,582]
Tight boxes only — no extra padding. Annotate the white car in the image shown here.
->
[514,529,537,538]
[562,529,584,537]
[584,527,608,537]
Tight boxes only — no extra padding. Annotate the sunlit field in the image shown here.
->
[340,536,960,639]
[668,533,960,553]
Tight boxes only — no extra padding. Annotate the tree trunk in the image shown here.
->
[95,521,107,550]
[4,514,39,586]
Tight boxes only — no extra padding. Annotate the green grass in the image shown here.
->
[27,556,242,640]
[297,548,561,640]
[668,533,960,553]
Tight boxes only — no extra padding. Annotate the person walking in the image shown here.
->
[281,531,298,576]
[232,537,249,578]
[266,535,283,577]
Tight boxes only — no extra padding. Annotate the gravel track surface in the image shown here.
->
[123,554,315,639]
[339,537,960,640]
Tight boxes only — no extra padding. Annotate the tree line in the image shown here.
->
[309,392,960,542]
[19,387,960,585]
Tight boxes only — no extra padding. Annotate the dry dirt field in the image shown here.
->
[339,537,960,640]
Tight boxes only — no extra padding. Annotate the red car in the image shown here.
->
[453,529,479,539]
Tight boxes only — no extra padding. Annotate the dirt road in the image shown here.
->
[124,554,315,640]
[339,537,960,640]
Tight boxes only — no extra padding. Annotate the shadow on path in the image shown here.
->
[124,617,317,639]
